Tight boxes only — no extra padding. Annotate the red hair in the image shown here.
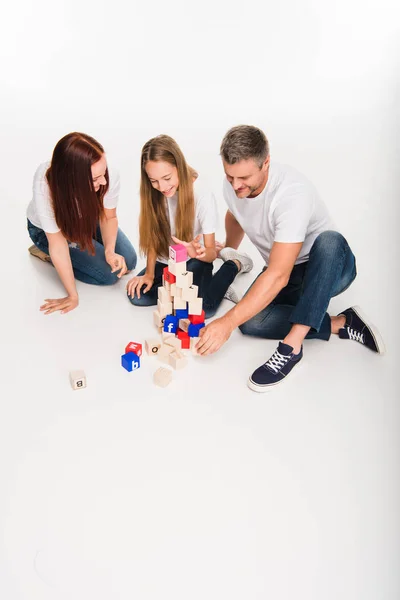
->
[46,132,109,253]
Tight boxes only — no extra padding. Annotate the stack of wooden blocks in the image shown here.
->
[149,243,206,387]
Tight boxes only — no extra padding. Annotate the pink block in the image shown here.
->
[169,244,187,263]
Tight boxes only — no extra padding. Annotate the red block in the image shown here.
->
[189,310,205,325]
[163,266,176,284]
[177,329,190,349]
[125,341,142,357]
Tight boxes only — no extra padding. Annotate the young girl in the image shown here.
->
[27,132,137,314]
[126,134,252,318]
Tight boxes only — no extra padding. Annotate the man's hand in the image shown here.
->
[40,295,79,315]
[196,317,233,355]
[171,235,205,260]
[105,251,128,277]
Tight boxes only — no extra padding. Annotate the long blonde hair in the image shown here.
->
[139,135,196,258]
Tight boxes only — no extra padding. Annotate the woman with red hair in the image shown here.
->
[27,132,136,314]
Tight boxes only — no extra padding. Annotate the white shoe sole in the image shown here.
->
[349,305,386,355]
[219,248,253,274]
[247,361,303,393]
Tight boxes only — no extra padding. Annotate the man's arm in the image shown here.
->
[225,210,245,249]
[197,241,303,355]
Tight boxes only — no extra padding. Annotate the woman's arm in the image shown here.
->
[40,231,79,314]
[100,208,127,277]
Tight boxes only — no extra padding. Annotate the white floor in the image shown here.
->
[0,222,398,599]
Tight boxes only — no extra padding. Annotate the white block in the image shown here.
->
[175,271,193,289]
[69,369,86,390]
[181,285,198,302]
[158,286,172,304]
[153,310,165,328]
[157,299,173,318]
[154,367,173,388]
[168,259,187,276]
[189,298,203,315]
[174,298,187,311]
[170,284,182,298]
[190,337,200,355]
[145,339,162,356]
[179,318,190,333]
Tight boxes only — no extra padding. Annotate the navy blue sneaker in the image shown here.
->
[338,306,385,355]
[247,342,303,392]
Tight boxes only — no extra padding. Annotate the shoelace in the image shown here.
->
[264,349,291,374]
[347,327,364,343]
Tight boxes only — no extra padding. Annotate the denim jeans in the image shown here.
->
[128,258,239,319]
[27,219,137,285]
[239,231,357,341]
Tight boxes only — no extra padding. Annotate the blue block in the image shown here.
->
[163,315,179,334]
[175,308,189,319]
[121,352,140,372]
[188,322,205,338]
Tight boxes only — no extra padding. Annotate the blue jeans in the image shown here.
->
[27,219,137,285]
[239,231,357,341]
[128,258,239,319]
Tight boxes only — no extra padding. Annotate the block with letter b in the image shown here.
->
[69,370,86,390]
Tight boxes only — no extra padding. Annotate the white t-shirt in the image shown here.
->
[223,161,334,266]
[158,175,218,263]
[26,161,120,233]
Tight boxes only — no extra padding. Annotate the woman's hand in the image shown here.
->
[171,235,206,260]
[126,274,154,299]
[215,240,226,256]
[40,295,79,315]
[105,251,128,277]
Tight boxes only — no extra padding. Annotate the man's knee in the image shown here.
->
[311,230,348,258]
[239,317,259,336]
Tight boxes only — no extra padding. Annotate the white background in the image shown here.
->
[0,1,399,598]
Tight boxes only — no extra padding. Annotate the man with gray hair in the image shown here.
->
[197,125,385,392]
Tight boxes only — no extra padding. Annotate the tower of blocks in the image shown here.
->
[146,243,205,383]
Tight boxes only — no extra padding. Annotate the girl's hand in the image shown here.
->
[126,274,154,299]
[40,295,79,315]
[105,251,128,277]
[171,235,206,260]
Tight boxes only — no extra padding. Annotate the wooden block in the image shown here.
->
[153,310,166,328]
[69,369,86,390]
[170,283,182,298]
[157,299,173,318]
[163,279,171,292]
[175,271,193,289]
[168,259,187,276]
[181,285,198,302]
[162,331,175,342]
[190,337,200,355]
[177,329,190,349]
[163,266,176,284]
[174,297,187,311]
[178,318,190,333]
[189,309,205,325]
[154,367,173,388]
[125,341,142,357]
[189,298,203,316]
[169,244,188,263]
[145,338,162,356]
[157,344,175,363]
[164,336,181,349]
[158,286,172,304]
[168,351,188,370]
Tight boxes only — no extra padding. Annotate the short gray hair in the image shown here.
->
[220,125,269,167]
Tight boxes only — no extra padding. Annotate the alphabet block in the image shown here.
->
[69,369,86,390]
[162,278,171,292]
[178,318,191,333]
[163,315,179,334]
[189,309,205,325]
[168,351,188,370]
[164,335,182,350]
[168,259,187,277]
[175,271,193,289]
[188,322,205,337]
[170,284,182,298]
[181,284,198,302]
[121,352,140,372]
[175,307,189,320]
[158,286,172,304]
[145,338,162,356]
[153,310,166,328]
[177,329,190,349]
[190,337,200,355]
[154,367,173,388]
[157,299,173,318]
[169,244,188,263]
[174,297,187,311]
[188,298,203,316]
[163,266,176,284]
[125,341,142,357]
